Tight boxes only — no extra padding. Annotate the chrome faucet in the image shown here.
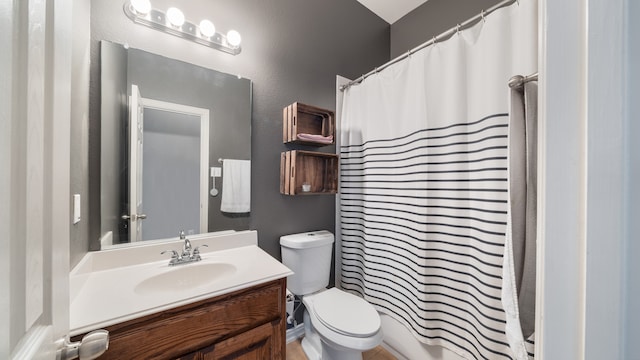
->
[180,231,192,258]
[161,230,208,266]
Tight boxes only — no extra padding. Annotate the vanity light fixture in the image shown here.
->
[199,19,216,38]
[166,7,185,27]
[226,30,242,47]
[123,1,242,55]
[130,0,151,15]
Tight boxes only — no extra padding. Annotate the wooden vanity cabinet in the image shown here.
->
[75,278,286,360]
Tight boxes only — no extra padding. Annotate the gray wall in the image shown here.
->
[70,0,91,266]
[390,0,502,58]
[99,42,128,246]
[74,0,389,267]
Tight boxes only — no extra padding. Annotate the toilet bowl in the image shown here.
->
[280,231,383,360]
[301,288,383,360]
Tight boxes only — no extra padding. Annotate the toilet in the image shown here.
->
[280,231,383,360]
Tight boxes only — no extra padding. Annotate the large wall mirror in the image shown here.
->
[99,40,252,249]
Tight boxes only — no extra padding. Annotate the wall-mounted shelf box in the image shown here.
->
[283,102,335,146]
[280,150,338,195]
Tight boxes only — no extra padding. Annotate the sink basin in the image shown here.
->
[134,262,236,295]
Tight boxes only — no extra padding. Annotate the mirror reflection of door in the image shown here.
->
[124,84,210,242]
[128,84,145,242]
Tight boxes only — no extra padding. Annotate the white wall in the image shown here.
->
[69,0,92,266]
[539,0,634,358]
[582,0,626,357]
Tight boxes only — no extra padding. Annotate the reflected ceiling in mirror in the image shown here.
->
[99,40,252,250]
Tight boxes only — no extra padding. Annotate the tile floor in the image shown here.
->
[286,339,397,360]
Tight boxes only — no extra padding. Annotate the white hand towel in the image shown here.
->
[220,159,251,213]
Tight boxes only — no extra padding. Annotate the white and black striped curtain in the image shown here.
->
[338,1,537,359]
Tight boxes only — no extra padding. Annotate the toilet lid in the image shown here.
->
[311,288,380,338]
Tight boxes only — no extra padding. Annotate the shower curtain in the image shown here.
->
[338,1,537,359]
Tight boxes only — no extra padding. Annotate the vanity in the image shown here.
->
[70,231,292,359]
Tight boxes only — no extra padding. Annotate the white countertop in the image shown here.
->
[70,230,292,336]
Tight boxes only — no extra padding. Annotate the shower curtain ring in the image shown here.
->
[481,10,486,23]
[456,24,461,35]
[432,36,437,44]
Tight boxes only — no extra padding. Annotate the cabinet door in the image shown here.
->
[178,321,278,360]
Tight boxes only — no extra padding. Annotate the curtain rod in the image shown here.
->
[339,0,519,92]
[508,72,538,89]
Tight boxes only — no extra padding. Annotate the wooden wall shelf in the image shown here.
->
[280,150,338,195]
[282,102,335,146]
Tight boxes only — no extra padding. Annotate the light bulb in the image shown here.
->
[130,0,151,15]
[226,30,241,47]
[166,7,185,27]
[199,20,216,38]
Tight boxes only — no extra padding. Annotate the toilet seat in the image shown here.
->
[302,287,383,352]
[310,288,380,338]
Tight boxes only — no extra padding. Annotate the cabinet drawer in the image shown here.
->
[90,279,285,359]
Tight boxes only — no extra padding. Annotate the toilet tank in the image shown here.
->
[280,230,334,296]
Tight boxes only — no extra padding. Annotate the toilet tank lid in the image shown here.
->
[280,230,334,249]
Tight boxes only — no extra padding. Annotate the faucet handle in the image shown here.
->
[192,244,208,260]
[160,250,178,257]
[161,249,180,259]
[161,250,181,265]
[179,230,186,240]
[193,244,208,254]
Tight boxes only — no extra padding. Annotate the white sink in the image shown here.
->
[134,262,237,296]
[69,230,294,336]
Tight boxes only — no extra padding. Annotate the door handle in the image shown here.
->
[58,329,109,360]
[121,213,147,221]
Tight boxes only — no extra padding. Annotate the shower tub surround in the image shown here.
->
[70,230,292,336]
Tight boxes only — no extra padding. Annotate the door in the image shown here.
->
[1,0,72,358]
[126,84,146,242]
[137,98,210,240]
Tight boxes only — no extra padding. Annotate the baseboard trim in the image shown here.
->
[286,323,305,343]
[381,341,409,360]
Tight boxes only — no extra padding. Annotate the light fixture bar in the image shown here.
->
[123,1,242,55]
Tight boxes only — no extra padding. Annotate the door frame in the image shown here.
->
[129,84,144,242]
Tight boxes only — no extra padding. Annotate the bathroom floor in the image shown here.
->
[286,339,397,360]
